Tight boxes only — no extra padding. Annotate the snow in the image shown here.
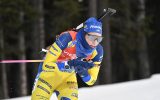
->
[4,74,160,100]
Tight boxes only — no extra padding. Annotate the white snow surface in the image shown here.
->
[4,74,160,100]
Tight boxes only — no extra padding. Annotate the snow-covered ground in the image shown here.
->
[5,74,160,100]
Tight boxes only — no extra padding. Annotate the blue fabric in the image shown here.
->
[54,90,60,96]
[34,62,43,83]
[57,62,65,70]
[57,62,73,73]
[60,97,71,100]
[92,44,104,62]
[37,62,43,74]
[68,59,94,69]
[82,74,91,82]
[76,29,95,58]
[55,32,72,50]
[67,59,94,77]
[75,65,89,78]
[84,17,102,35]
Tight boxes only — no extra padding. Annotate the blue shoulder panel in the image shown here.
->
[92,44,104,62]
[55,32,72,50]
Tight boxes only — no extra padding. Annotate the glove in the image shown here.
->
[57,62,74,73]
[67,59,94,69]
[74,65,88,77]
[57,59,94,73]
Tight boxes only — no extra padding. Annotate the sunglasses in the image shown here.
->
[87,34,103,43]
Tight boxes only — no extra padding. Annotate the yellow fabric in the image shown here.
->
[44,43,62,62]
[31,64,78,100]
[90,49,97,59]
[86,61,101,85]
[67,41,73,47]
[43,43,62,71]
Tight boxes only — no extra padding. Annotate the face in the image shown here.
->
[85,32,103,48]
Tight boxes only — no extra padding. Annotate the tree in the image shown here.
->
[18,11,28,96]
[89,0,97,17]
[114,0,138,81]
[30,0,45,83]
[0,29,9,98]
[146,0,160,75]
[136,0,150,78]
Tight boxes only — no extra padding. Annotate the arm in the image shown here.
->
[42,32,72,71]
[80,45,104,85]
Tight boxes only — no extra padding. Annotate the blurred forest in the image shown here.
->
[0,0,160,99]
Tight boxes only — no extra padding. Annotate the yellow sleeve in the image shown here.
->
[42,42,62,71]
[84,61,101,86]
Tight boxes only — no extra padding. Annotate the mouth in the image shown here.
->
[90,45,96,48]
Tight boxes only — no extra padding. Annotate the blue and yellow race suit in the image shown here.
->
[31,29,103,100]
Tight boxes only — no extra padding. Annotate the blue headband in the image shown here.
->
[83,17,102,35]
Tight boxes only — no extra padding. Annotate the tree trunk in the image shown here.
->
[89,0,97,17]
[37,0,45,50]
[33,0,45,58]
[98,0,112,84]
[104,17,112,83]
[31,0,45,76]
[137,0,150,78]
[123,0,137,81]
[0,29,9,98]
[18,11,28,96]
[128,57,136,80]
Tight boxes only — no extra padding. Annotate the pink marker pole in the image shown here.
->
[0,60,44,63]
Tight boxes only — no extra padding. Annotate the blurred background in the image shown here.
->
[0,0,160,99]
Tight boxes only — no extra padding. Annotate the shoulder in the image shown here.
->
[59,31,72,39]
[55,31,73,50]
